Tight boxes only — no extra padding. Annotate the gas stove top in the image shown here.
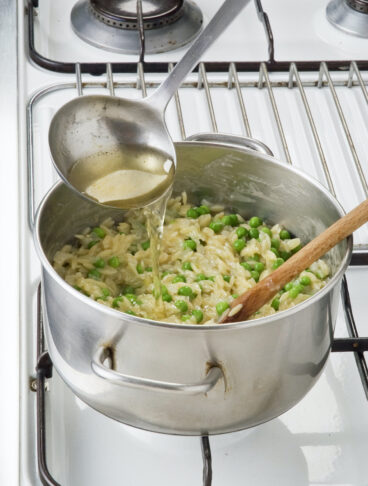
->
[1,0,367,485]
[29,0,368,73]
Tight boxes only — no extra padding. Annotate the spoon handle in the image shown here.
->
[147,0,251,111]
[220,198,368,324]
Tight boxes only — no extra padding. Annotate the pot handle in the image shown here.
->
[186,132,274,156]
[91,346,223,395]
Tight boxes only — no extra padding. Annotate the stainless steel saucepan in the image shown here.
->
[34,136,352,435]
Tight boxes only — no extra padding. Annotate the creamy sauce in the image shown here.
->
[69,145,174,300]
[69,145,174,209]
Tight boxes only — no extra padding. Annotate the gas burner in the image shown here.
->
[326,0,368,38]
[71,0,203,54]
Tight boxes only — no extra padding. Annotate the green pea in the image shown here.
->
[271,298,280,311]
[207,276,215,282]
[250,270,260,282]
[108,256,120,268]
[236,227,248,238]
[88,269,101,280]
[192,309,203,324]
[270,247,279,257]
[136,263,144,274]
[222,214,239,227]
[186,208,200,219]
[183,239,197,251]
[161,271,170,278]
[241,262,253,271]
[125,310,136,316]
[232,294,239,299]
[233,239,246,253]
[209,221,224,233]
[93,258,105,268]
[197,205,211,215]
[92,227,106,239]
[195,273,207,282]
[295,280,304,290]
[250,254,261,262]
[87,240,98,249]
[223,275,231,282]
[289,283,304,299]
[271,238,280,249]
[254,262,265,272]
[279,251,291,260]
[181,314,191,322]
[261,227,272,236]
[221,215,232,226]
[280,229,291,240]
[172,275,186,283]
[162,293,172,302]
[145,267,152,272]
[288,287,299,299]
[284,282,293,291]
[125,294,142,305]
[249,228,259,239]
[141,240,150,251]
[272,258,284,269]
[112,297,123,308]
[175,300,188,313]
[178,286,193,297]
[182,261,193,271]
[229,214,240,226]
[216,301,230,316]
[121,286,135,295]
[300,275,311,286]
[101,288,110,297]
[249,216,263,228]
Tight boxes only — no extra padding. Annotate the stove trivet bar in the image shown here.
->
[33,276,368,486]
[201,436,212,486]
[35,286,60,486]
[336,276,368,399]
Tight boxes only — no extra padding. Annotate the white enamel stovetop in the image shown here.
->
[0,0,367,484]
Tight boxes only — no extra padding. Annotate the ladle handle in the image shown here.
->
[147,0,251,111]
[221,198,368,323]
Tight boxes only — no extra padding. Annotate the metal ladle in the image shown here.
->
[49,0,251,209]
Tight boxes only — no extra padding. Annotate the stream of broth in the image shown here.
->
[69,145,174,299]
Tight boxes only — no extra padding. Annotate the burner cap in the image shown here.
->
[327,0,368,37]
[90,0,184,30]
[71,0,203,54]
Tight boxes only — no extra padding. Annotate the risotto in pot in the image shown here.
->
[53,193,330,324]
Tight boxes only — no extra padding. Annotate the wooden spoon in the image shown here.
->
[220,199,368,324]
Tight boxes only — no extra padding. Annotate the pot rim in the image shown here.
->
[33,141,353,332]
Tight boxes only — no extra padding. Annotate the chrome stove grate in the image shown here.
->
[28,61,368,256]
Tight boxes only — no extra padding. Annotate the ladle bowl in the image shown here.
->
[49,95,175,208]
